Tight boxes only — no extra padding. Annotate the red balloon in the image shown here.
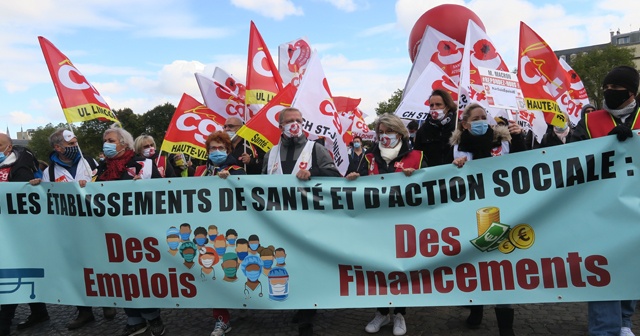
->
[408,4,486,63]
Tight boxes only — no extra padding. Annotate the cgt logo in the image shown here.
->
[176,113,221,145]
[58,63,108,106]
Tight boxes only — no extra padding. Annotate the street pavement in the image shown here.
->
[5,301,640,335]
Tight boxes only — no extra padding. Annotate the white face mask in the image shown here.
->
[430,109,446,120]
[283,122,303,138]
[379,134,399,148]
[142,147,155,158]
[270,283,288,295]
[201,259,214,268]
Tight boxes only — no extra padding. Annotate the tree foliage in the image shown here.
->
[375,89,403,116]
[570,44,636,109]
[27,123,66,160]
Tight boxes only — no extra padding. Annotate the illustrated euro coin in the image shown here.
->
[509,224,535,249]
[498,239,515,254]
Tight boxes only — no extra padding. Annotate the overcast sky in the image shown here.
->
[0,0,636,136]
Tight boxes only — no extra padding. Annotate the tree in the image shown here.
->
[375,89,403,116]
[141,102,176,145]
[27,123,66,160]
[570,44,636,109]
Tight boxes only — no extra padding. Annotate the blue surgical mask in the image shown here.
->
[470,120,489,136]
[237,252,249,261]
[208,150,227,165]
[249,243,259,251]
[63,146,80,160]
[103,143,118,158]
[246,270,261,282]
[168,242,179,250]
[0,152,5,164]
[183,253,195,263]
[208,234,217,241]
[195,238,207,246]
[353,142,361,148]
[180,233,190,241]
[227,239,236,245]
[276,257,286,265]
[263,260,274,269]
[226,131,236,139]
[215,247,227,256]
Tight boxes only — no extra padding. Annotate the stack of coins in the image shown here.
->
[476,206,500,236]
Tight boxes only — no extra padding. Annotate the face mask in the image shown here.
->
[430,109,446,120]
[99,157,105,162]
[183,253,195,263]
[224,267,237,278]
[0,153,6,164]
[201,258,214,268]
[208,150,227,165]
[63,146,80,160]
[246,270,261,282]
[237,251,249,261]
[194,238,207,246]
[180,233,190,241]
[469,120,489,136]
[103,143,118,158]
[226,131,236,140]
[174,156,186,168]
[167,242,179,250]
[208,234,217,241]
[276,257,286,265]
[249,243,259,251]
[263,260,274,269]
[227,239,236,245]
[604,89,631,110]
[215,247,227,256]
[379,134,399,148]
[283,122,303,138]
[142,147,155,158]
[270,283,288,296]
[409,132,416,139]
[353,142,361,149]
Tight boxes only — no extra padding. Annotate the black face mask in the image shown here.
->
[604,89,631,110]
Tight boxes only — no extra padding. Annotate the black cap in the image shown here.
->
[602,66,639,94]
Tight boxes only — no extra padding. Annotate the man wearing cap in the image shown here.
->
[572,65,640,142]
[29,129,116,330]
[571,65,639,336]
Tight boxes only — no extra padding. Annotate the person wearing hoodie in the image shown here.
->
[348,113,426,336]
[450,103,525,336]
[570,65,639,336]
[29,129,117,330]
[579,103,596,121]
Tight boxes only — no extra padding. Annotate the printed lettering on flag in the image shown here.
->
[559,58,591,125]
[397,62,459,121]
[38,36,118,124]
[195,73,246,121]
[246,21,283,119]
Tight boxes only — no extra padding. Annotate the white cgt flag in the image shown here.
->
[396,62,459,121]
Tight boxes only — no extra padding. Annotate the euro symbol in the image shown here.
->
[485,233,498,242]
[517,228,530,241]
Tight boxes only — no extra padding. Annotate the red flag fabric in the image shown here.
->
[160,93,226,160]
[38,36,118,124]
[245,21,284,119]
[236,84,297,153]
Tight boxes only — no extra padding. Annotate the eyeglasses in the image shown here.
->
[223,124,242,130]
[209,145,226,151]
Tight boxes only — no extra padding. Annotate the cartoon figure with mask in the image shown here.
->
[235,238,249,261]
[179,223,192,242]
[198,247,219,281]
[240,255,263,299]
[208,225,219,243]
[275,247,287,267]
[166,227,180,256]
[221,253,239,282]
[226,229,238,247]
[248,234,262,255]
[179,242,197,269]
[193,226,208,248]
[213,235,227,257]
[260,246,276,276]
[268,268,290,301]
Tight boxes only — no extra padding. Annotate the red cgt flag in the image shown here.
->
[38,36,118,124]
[160,93,226,160]
[245,21,284,119]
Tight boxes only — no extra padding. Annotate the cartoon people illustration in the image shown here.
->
[179,223,192,242]
[268,268,289,301]
[221,253,239,282]
[208,225,219,242]
[226,229,238,247]
[179,242,197,269]
[198,247,219,281]
[248,234,262,255]
[213,235,227,256]
[193,226,208,248]
[275,247,287,267]
[235,238,249,261]
[260,246,275,276]
[166,227,180,256]
[240,255,263,298]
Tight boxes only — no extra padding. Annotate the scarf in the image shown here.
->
[99,149,135,181]
[457,128,496,159]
